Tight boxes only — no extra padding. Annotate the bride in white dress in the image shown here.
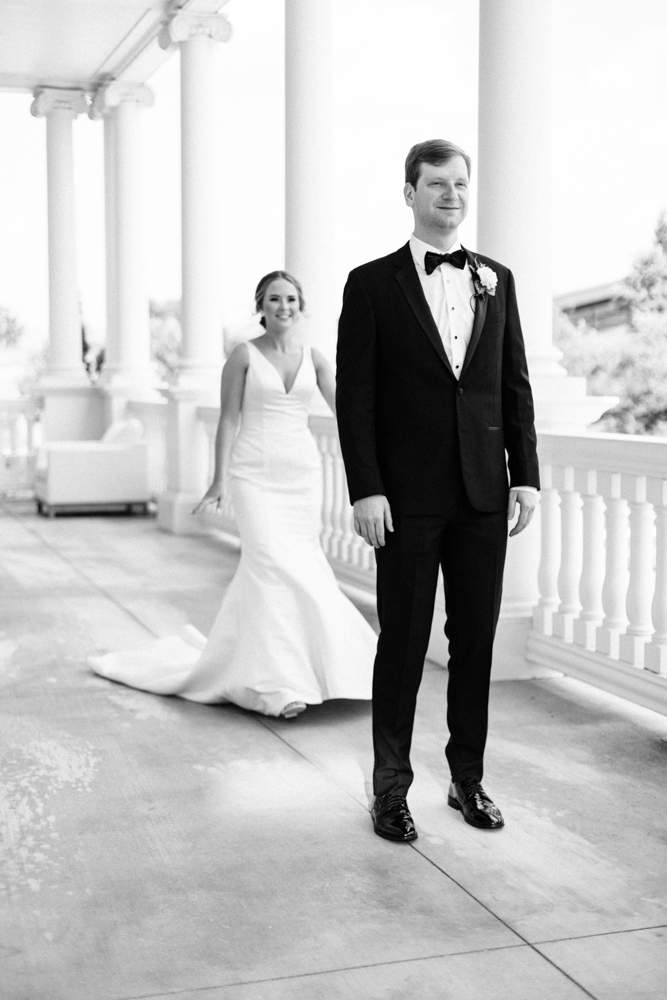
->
[90,271,376,718]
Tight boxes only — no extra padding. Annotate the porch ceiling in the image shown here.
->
[0,0,223,93]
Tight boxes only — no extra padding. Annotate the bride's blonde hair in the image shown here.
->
[254,271,306,328]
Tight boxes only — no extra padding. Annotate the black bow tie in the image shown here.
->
[423,248,467,275]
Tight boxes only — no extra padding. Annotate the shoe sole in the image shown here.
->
[372,824,418,843]
[448,795,505,830]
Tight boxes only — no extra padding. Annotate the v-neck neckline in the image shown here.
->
[250,341,306,396]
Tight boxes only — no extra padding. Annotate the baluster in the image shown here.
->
[360,537,375,574]
[329,437,346,560]
[596,472,629,659]
[340,500,357,565]
[317,434,333,554]
[618,476,655,667]
[532,465,561,636]
[645,479,667,674]
[349,502,369,568]
[10,413,20,455]
[573,469,606,650]
[552,466,583,643]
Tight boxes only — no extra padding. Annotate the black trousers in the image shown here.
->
[372,493,508,797]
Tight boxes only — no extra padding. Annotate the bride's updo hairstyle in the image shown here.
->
[255,270,306,328]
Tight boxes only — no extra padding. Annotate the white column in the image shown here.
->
[477,1,615,679]
[90,84,157,422]
[160,11,231,392]
[285,0,336,361]
[157,10,231,533]
[31,88,104,440]
[102,110,118,381]
[477,0,615,432]
[31,90,88,382]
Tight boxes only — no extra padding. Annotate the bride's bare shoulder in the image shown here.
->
[222,341,251,379]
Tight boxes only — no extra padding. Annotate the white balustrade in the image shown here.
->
[531,432,667,714]
[0,398,42,495]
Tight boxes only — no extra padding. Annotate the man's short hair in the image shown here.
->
[405,139,472,188]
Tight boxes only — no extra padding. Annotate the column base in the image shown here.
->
[531,374,617,433]
[97,369,163,426]
[156,382,218,534]
[157,490,207,535]
[39,380,106,441]
[169,364,221,397]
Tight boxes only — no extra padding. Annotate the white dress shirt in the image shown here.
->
[409,233,474,379]
[409,233,537,496]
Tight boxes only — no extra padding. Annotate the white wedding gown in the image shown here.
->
[89,342,376,716]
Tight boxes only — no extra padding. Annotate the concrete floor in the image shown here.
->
[1,500,667,1000]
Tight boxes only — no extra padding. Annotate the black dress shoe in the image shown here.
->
[448,779,504,829]
[371,793,418,842]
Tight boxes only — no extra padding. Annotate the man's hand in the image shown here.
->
[507,488,538,537]
[353,495,394,548]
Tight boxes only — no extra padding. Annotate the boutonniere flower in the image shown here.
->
[470,259,498,298]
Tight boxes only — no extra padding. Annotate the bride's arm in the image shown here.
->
[192,343,249,513]
[312,348,336,416]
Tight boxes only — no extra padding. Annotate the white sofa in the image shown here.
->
[35,418,150,517]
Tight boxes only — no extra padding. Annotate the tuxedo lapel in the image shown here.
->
[392,245,454,376]
[460,250,488,377]
[460,295,487,377]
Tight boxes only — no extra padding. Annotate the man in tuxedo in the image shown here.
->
[336,139,539,841]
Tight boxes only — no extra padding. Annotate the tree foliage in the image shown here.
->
[150,299,181,383]
[0,306,24,349]
[555,212,667,434]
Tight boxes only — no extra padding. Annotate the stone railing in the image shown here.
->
[0,397,42,495]
[528,431,667,714]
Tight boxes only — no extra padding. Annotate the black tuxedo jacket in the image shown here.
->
[335,242,540,515]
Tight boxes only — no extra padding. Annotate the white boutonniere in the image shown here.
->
[471,260,498,298]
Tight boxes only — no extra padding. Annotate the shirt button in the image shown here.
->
[457,386,463,394]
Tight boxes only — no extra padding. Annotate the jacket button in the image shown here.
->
[457,387,464,396]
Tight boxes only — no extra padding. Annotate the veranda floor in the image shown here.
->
[1,500,666,1000]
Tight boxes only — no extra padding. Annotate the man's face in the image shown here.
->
[404,156,470,235]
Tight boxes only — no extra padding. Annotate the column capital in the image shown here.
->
[31,88,87,119]
[159,8,232,49]
[89,82,154,120]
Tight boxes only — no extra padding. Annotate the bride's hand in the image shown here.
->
[191,481,228,515]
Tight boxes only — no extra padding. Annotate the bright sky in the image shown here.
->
[0,0,666,352]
